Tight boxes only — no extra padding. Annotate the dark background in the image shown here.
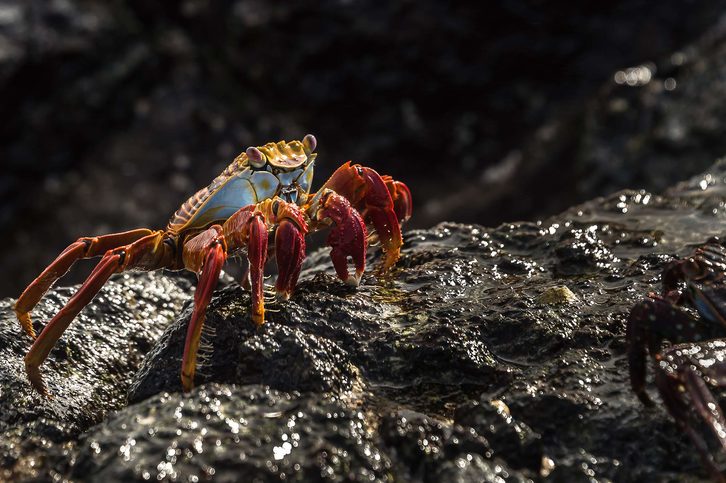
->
[3,0,726,297]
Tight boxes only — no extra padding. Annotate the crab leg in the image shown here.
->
[178,204,277,391]
[627,295,726,406]
[273,202,308,300]
[246,215,268,326]
[180,225,228,392]
[222,207,269,327]
[655,347,726,482]
[313,162,408,269]
[15,228,154,339]
[24,231,173,396]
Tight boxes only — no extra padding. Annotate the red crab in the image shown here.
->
[628,239,726,481]
[15,134,412,395]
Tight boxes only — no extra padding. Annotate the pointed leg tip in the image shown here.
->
[15,309,36,339]
[25,362,51,398]
[380,251,400,271]
[181,372,194,393]
[252,311,265,327]
[634,387,655,408]
[345,272,362,287]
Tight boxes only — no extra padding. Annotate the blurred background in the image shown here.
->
[3,0,726,297]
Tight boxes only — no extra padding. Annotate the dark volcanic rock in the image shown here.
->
[575,23,726,202]
[8,162,726,480]
[415,17,726,229]
[0,272,191,481]
[70,384,393,482]
[128,300,359,404]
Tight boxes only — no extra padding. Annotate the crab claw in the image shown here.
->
[275,217,307,301]
[356,167,402,270]
[315,163,407,271]
[383,175,413,224]
[319,191,367,286]
[247,214,268,326]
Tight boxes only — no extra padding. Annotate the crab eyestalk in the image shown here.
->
[303,133,317,153]
[246,146,266,168]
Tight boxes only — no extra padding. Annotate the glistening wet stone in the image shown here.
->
[0,271,192,481]
[70,384,392,482]
[8,162,726,480]
[128,297,359,404]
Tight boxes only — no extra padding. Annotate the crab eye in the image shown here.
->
[272,199,281,214]
[303,134,317,153]
[246,147,266,168]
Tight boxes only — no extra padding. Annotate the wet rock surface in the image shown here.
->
[0,272,192,481]
[5,162,726,480]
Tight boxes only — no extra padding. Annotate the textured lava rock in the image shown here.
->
[0,272,192,481]
[69,384,392,482]
[8,162,726,480]
[413,16,726,229]
[129,299,359,404]
[574,22,726,201]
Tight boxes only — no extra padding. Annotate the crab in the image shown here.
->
[15,134,412,396]
[628,239,726,481]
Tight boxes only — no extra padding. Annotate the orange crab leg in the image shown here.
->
[15,228,154,338]
[180,225,227,392]
[315,162,407,269]
[177,207,273,391]
[246,214,268,326]
[24,231,173,396]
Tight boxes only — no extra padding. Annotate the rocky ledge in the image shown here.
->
[4,161,726,481]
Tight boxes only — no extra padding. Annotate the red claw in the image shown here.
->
[320,192,367,286]
[273,201,308,300]
[315,163,407,271]
[384,176,413,224]
[358,167,403,269]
